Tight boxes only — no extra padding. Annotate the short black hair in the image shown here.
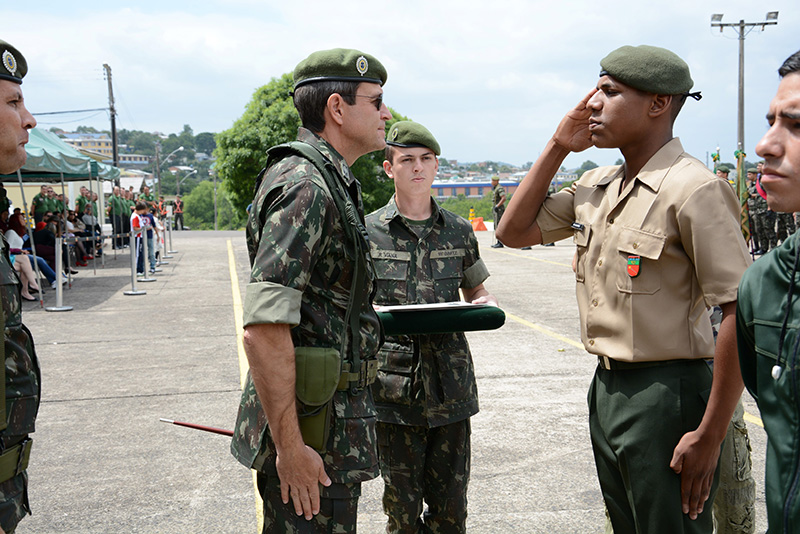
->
[293,80,359,133]
[779,50,800,78]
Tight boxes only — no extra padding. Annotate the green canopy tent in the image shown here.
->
[0,129,120,309]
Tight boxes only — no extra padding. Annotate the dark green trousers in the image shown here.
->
[588,359,720,534]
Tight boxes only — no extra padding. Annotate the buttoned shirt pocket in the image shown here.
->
[431,249,465,302]
[373,252,410,304]
[615,227,666,295]
[573,223,592,283]
[373,340,414,407]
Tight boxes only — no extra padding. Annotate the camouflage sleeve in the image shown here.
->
[461,224,489,289]
[244,177,335,326]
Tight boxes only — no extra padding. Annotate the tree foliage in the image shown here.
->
[214,73,410,215]
[575,160,599,178]
[183,180,246,231]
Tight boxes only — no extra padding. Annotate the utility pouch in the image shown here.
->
[295,347,341,452]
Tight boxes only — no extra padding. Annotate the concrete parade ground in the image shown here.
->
[16,229,768,533]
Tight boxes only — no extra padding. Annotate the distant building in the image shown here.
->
[62,133,113,158]
[431,180,521,200]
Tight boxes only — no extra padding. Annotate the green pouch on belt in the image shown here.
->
[295,347,340,452]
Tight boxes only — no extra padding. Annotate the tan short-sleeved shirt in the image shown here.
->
[536,138,751,362]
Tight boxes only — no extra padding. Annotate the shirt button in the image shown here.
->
[609,218,614,224]
[633,243,639,249]
[598,259,603,267]
[592,299,598,307]
[589,340,595,346]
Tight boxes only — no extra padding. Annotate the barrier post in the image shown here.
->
[167,218,177,255]
[124,230,146,296]
[138,228,156,283]
[45,237,73,312]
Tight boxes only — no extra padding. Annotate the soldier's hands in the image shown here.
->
[669,429,721,520]
[471,294,498,307]
[552,88,597,153]
[276,444,331,520]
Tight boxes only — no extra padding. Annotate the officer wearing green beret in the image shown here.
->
[498,45,751,534]
[0,39,40,534]
[231,48,391,533]
[366,121,496,533]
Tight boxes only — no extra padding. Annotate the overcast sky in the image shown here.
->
[7,1,799,171]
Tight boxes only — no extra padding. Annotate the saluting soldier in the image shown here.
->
[367,121,497,533]
[497,45,751,534]
[0,39,41,534]
[231,49,391,533]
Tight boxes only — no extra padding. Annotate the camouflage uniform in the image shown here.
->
[0,232,40,534]
[491,183,505,226]
[366,196,489,533]
[231,128,382,533]
[776,211,796,245]
[748,182,773,253]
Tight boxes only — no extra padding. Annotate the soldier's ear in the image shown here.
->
[382,160,394,180]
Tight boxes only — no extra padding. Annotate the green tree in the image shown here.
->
[576,160,599,178]
[615,158,623,165]
[183,180,246,230]
[195,132,216,154]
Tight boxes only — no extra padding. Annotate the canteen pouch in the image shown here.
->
[295,347,341,452]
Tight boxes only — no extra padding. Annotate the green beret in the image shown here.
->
[386,121,440,155]
[717,165,730,174]
[600,45,694,95]
[746,167,757,174]
[293,48,386,89]
[0,40,26,84]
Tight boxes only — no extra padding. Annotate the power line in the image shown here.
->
[33,107,108,116]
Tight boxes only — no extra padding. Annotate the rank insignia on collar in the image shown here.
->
[356,56,368,76]
[627,255,640,277]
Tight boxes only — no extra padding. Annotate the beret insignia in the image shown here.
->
[356,55,368,76]
[2,50,16,76]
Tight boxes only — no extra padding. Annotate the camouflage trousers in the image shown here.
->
[713,400,756,534]
[257,473,360,534]
[753,211,777,252]
[377,419,471,534]
[0,470,28,534]
[776,212,797,245]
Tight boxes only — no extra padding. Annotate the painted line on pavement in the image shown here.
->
[491,247,573,268]
[226,239,263,532]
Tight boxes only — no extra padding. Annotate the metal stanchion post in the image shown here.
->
[124,230,146,296]
[45,237,73,312]
[138,228,156,283]
[167,217,177,255]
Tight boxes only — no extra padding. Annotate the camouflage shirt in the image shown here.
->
[0,232,40,531]
[366,197,489,427]
[748,182,768,214]
[231,128,382,485]
[492,183,506,214]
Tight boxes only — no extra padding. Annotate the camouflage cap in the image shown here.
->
[0,40,26,84]
[386,121,440,156]
[293,48,387,89]
[600,45,695,96]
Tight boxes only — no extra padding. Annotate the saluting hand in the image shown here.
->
[552,88,597,153]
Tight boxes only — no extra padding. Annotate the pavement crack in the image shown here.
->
[42,388,241,404]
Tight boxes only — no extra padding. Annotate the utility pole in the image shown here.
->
[710,12,778,155]
[711,11,778,244]
[103,63,119,184]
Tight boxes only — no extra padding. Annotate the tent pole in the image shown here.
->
[16,170,42,306]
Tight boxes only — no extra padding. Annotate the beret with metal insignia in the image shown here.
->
[293,48,387,90]
[600,45,696,97]
[0,40,26,84]
[386,121,440,156]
